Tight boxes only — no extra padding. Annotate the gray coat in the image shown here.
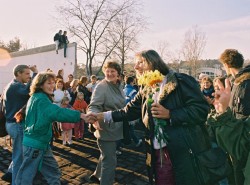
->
[87,79,126,141]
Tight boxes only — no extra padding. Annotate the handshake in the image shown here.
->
[80,112,104,130]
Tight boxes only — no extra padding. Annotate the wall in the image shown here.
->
[0,43,77,92]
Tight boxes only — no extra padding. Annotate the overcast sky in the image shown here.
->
[1,0,250,61]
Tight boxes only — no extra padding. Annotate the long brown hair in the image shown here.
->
[135,50,170,75]
[29,72,56,96]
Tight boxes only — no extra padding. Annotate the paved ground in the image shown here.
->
[0,130,150,185]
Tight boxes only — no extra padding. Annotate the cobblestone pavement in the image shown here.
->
[0,131,149,185]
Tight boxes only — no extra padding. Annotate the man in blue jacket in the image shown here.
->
[3,64,37,185]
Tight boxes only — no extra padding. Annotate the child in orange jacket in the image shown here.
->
[73,92,88,140]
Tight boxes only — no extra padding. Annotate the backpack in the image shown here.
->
[0,92,8,137]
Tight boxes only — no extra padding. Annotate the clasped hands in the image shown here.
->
[81,112,104,130]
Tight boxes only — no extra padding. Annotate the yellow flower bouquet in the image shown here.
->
[138,70,169,165]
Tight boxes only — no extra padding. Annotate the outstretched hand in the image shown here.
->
[213,78,231,114]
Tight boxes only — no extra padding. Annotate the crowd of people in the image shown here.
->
[1,48,250,185]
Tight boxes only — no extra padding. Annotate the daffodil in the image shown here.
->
[138,70,169,166]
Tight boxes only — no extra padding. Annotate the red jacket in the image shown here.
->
[73,99,88,113]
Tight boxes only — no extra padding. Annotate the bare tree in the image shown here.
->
[56,0,138,75]
[107,1,147,74]
[181,25,206,77]
[0,37,22,53]
[154,40,173,63]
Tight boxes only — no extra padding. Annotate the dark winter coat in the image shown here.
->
[207,108,250,185]
[112,71,210,185]
[53,33,61,42]
[230,65,250,120]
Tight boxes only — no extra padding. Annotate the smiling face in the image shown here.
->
[203,80,212,89]
[104,67,119,84]
[41,78,56,95]
[134,56,152,76]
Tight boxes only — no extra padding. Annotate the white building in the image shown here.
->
[0,43,77,92]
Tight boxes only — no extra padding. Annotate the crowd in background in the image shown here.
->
[1,48,250,185]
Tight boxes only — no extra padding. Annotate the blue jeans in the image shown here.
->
[6,122,23,185]
[16,146,61,185]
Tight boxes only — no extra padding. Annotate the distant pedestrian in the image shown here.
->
[54,30,62,54]
[61,31,69,58]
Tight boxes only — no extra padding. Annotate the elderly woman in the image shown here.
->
[92,50,210,185]
[86,60,126,185]
[15,72,92,185]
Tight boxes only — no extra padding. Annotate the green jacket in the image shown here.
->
[23,92,80,150]
[207,108,250,185]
